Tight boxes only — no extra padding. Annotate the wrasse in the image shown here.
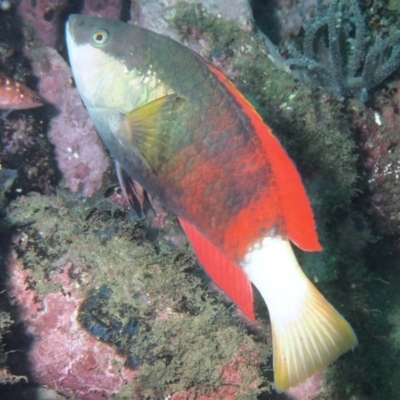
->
[0,74,42,112]
[66,15,357,391]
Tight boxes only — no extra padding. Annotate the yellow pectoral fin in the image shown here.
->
[122,94,184,172]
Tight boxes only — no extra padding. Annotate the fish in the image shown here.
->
[0,75,43,113]
[65,15,357,391]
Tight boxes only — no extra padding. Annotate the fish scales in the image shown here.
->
[74,17,281,259]
[66,15,357,391]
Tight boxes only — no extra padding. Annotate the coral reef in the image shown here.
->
[81,0,122,20]
[131,0,253,46]
[0,0,399,399]
[286,0,400,102]
[10,0,122,199]
[4,191,265,398]
[353,78,400,236]
[18,0,69,48]
[31,47,110,196]
[0,5,58,199]
[0,114,58,197]
[7,253,136,400]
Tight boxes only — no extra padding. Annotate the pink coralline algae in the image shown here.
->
[17,0,116,197]
[18,0,69,47]
[285,372,323,400]
[354,80,400,235]
[82,0,122,19]
[18,0,122,49]
[7,255,136,400]
[171,354,259,400]
[32,47,110,196]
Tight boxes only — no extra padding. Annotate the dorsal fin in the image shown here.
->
[205,63,321,252]
[179,217,255,321]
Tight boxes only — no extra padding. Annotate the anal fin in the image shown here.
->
[179,217,255,321]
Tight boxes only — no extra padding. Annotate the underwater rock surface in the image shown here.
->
[0,0,400,399]
[5,191,264,399]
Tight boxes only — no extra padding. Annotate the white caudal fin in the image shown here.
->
[241,237,357,391]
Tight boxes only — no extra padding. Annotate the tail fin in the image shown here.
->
[241,237,357,391]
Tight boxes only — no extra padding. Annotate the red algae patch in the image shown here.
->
[7,255,136,399]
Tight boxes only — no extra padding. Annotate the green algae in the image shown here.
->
[388,0,400,13]
[172,2,243,54]
[0,311,27,385]
[311,239,400,400]
[7,190,267,397]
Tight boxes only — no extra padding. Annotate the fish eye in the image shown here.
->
[92,29,108,46]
